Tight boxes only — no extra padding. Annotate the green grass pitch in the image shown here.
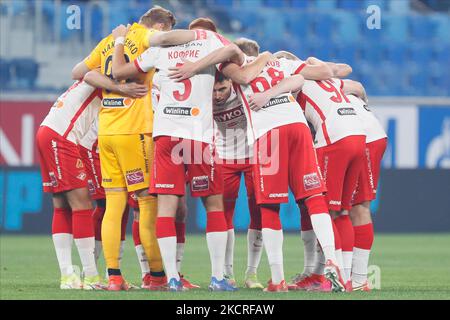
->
[1,233,450,300]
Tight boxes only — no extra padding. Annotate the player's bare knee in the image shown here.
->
[66,187,93,210]
[52,193,70,209]
[202,194,224,212]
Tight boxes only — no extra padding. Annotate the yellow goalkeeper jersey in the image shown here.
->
[84,23,157,136]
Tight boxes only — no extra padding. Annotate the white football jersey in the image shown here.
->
[297,78,366,148]
[79,117,99,151]
[236,56,308,145]
[41,81,102,144]
[347,94,387,143]
[135,30,229,144]
[151,72,161,112]
[213,86,252,159]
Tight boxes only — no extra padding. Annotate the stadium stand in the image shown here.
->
[0,0,448,95]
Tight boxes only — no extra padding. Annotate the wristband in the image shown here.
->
[115,37,125,46]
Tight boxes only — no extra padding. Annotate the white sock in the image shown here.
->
[94,240,102,265]
[352,247,371,286]
[262,228,284,284]
[313,242,325,275]
[246,229,263,275]
[176,242,185,273]
[157,236,179,281]
[52,233,74,276]
[118,240,125,269]
[342,251,353,282]
[74,237,98,277]
[310,213,337,263]
[335,248,347,282]
[301,230,316,275]
[135,244,150,277]
[206,231,228,280]
[224,229,235,276]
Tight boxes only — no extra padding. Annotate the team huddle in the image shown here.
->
[36,6,387,293]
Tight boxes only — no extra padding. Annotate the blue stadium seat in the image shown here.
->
[10,59,39,89]
[285,12,310,37]
[334,43,358,66]
[409,72,428,96]
[307,40,333,61]
[431,14,450,44]
[213,0,234,7]
[264,0,287,7]
[0,59,11,88]
[409,44,433,68]
[314,0,337,10]
[334,11,360,43]
[363,0,387,11]
[311,13,335,41]
[339,0,363,10]
[385,43,408,66]
[290,0,311,9]
[383,14,408,43]
[388,0,410,13]
[237,0,263,8]
[433,44,450,66]
[409,16,437,41]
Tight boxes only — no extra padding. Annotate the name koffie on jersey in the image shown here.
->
[262,95,296,109]
[168,42,203,60]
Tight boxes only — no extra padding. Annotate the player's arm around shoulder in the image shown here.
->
[149,29,196,47]
[84,70,148,98]
[221,51,273,85]
[300,57,334,81]
[342,79,368,103]
[111,25,142,81]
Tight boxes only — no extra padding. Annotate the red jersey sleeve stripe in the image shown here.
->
[303,93,332,146]
[214,32,231,46]
[134,59,145,73]
[293,63,307,75]
[62,91,99,139]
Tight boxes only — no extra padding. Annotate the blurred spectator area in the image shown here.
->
[0,0,449,96]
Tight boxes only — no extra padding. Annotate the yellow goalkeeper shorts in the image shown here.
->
[99,134,153,192]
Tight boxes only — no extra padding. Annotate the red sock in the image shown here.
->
[331,220,342,250]
[206,211,227,233]
[175,222,186,244]
[156,217,176,239]
[224,200,236,230]
[92,206,105,241]
[354,223,374,250]
[299,203,313,231]
[248,197,262,230]
[260,205,281,230]
[52,208,72,234]
[121,206,130,241]
[132,220,141,246]
[334,215,354,252]
[72,209,94,239]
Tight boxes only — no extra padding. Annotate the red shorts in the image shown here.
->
[253,123,326,205]
[353,138,387,205]
[78,143,105,200]
[36,126,88,193]
[221,158,255,200]
[127,193,139,209]
[150,136,223,197]
[316,135,367,211]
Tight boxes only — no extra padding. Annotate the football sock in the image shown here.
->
[352,223,374,286]
[300,204,316,275]
[52,208,74,277]
[332,220,347,282]
[138,195,164,274]
[102,191,127,271]
[305,196,337,263]
[132,220,150,277]
[206,211,228,281]
[334,215,355,281]
[175,221,186,273]
[156,217,179,281]
[246,229,263,276]
[92,205,105,264]
[261,205,284,285]
[73,209,97,277]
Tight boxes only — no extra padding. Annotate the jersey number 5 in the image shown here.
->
[173,63,192,101]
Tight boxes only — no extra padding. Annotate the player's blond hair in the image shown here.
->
[189,17,217,32]
[234,38,260,57]
[139,6,176,30]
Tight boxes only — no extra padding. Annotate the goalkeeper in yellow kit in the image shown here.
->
[72,6,196,291]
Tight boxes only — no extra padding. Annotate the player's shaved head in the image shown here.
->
[139,6,176,30]
[189,17,217,32]
[234,38,260,57]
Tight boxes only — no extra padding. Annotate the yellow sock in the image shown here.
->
[102,191,128,270]
[138,195,164,273]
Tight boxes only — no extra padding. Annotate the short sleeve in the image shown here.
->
[142,29,159,49]
[84,38,106,70]
[206,31,233,71]
[135,47,160,73]
[280,58,306,76]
